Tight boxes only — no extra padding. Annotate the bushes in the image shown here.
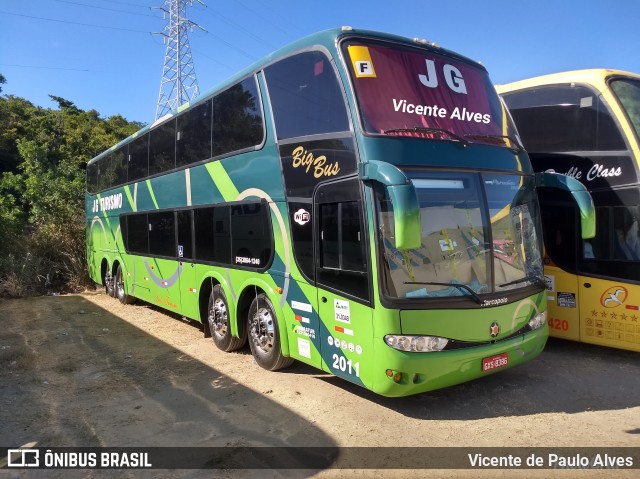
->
[0,91,142,297]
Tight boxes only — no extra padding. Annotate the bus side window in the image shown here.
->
[149,118,176,176]
[176,99,212,167]
[212,77,264,157]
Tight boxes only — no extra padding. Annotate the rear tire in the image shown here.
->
[104,268,115,298]
[208,285,245,352]
[115,264,134,305]
[247,293,293,371]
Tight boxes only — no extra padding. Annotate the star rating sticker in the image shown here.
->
[591,309,598,317]
[600,311,608,318]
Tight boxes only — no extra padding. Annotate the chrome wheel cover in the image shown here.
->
[209,297,228,338]
[249,307,274,354]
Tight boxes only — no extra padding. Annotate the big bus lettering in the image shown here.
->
[291,145,340,178]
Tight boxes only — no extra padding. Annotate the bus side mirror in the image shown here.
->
[359,160,421,250]
[535,172,596,239]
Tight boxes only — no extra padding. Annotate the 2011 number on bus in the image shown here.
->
[332,354,360,377]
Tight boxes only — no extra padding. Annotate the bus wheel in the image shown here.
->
[104,269,115,298]
[208,285,245,352]
[247,293,293,371]
[115,265,134,305]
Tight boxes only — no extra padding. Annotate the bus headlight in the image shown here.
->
[384,335,448,352]
[528,311,547,331]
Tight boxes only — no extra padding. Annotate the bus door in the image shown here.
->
[314,179,373,387]
[540,200,581,341]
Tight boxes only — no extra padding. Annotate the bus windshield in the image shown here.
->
[610,77,640,140]
[376,171,544,300]
[343,39,520,149]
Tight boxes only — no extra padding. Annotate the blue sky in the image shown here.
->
[1,0,639,124]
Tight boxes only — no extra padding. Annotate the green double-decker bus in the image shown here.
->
[86,27,595,397]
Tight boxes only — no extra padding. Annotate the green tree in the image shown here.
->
[0,93,142,296]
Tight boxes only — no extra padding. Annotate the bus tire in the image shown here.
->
[247,293,293,371]
[209,285,245,352]
[104,268,116,298]
[115,264,134,305]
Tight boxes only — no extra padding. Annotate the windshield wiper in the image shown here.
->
[384,127,469,147]
[499,275,547,290]
[404,281,482,304]
[463,134,524,153]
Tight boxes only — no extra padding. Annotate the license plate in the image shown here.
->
[482,352,509,372]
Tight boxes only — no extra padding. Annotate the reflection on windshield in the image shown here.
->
[376,171,543,300]
[610,78,640,140]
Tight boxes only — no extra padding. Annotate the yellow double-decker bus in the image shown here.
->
[497,69,640,352]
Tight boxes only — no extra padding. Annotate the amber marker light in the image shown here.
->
[275,287,283,294]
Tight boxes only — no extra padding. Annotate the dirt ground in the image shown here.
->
[1,291,639,478]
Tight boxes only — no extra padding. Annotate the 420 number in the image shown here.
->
[549,318,569,332]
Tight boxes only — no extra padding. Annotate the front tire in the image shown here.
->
[208,285,245,352]
[247,293,293,371]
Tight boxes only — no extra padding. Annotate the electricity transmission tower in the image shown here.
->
[155,0,203,120]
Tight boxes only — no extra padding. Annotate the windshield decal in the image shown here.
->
[346,42,507,139]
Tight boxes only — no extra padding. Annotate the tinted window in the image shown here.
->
[128,134,149,182]
[149,119,176,175]
[127,214,148,254]
[231,202,272,268]
[212,77,263,157]
[319,202,365,272]
[177,210,193,259]
[264,51,349,139]
[503,85,626,151]
[148,211,175,257]
[97,155,113,191]
[176,99,212,167]
[113,148,127,186]
[213,205,231,264]
[194,207,215,262]
[86,161,99,193]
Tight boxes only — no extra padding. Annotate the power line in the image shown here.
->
[0,10,151,34]
[232,0,295,41]
[199,5,278,50]
[51,0,161,18]
[0,63,89,72]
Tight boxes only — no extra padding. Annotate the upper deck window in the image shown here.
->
[502,84,626,152]
[342,40,514,144]
[264,51,350,140]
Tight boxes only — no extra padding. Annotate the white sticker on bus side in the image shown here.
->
[334,299,351,324]
[298,338,311,359]
[291,301,312,313]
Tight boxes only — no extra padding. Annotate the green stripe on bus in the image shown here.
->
[206,162,239,201]
[146,180,160,209]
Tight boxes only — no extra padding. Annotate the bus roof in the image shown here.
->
[88,27,484,166]
[496,68,640,95]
